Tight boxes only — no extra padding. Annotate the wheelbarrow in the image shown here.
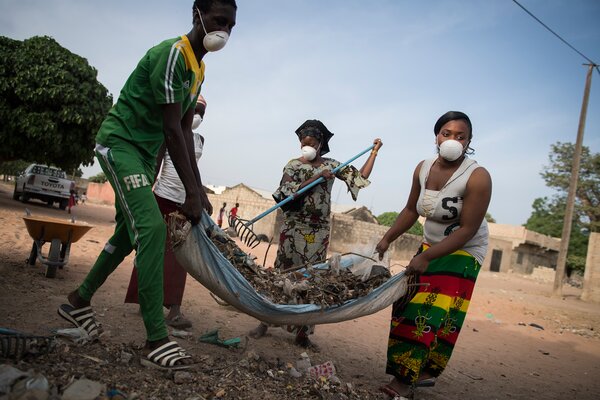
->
[22,213,93,278]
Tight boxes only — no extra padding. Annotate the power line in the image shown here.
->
[511,0,599,73]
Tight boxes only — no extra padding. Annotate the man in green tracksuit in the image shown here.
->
[58,0,237,370]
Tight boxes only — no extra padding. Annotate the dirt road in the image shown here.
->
[0,182,599,399]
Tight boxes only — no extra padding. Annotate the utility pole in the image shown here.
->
[553,63,596,296]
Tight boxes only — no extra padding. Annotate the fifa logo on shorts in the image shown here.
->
[123,174,151,191]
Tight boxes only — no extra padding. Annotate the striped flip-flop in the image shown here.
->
[140,341,197,371]
[57,304,102,339]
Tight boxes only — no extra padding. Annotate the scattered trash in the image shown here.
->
[517,322,527,326]
[485,313,494,320]
[173,371,193,384]
[106,388,128,399]
[307,361,336,380]
[288,366,303,378]
[458,370,483,381]
[0,364,30,394]
[296,352,312,371]
[55,327,90,345]
[8,372,49,400]
[171,329,194,338]
[62,378,105,400]
[201,223,392,308]
[198,329,241,348]
[118,351,133,365]
[529,323,545,330]
[539,350,550,355]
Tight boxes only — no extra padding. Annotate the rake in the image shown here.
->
[230,143,376,248]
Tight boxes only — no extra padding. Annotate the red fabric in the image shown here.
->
[230,207,238,218]
[420,274,476,300]
[124,194,187,306]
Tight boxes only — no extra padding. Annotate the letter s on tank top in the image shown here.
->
[416,157,488,264]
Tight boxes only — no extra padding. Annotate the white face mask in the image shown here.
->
[196,7,229,52]
[301,145,318,161]
[192,114,203,130]
[438,139,465,161]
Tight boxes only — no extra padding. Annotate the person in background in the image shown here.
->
[228,202,239,225]
[217,202,227,227]
[67,189,77,214]
[249,119,382,348]
[375,111,491,399]
[125,95,207,330]
[57,0,236,371]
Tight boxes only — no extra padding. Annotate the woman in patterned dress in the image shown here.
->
[250,119,383,347]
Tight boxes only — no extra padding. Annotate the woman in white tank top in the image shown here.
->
[375,111,492,399]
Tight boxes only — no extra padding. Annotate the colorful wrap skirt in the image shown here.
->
[386,245,481,385]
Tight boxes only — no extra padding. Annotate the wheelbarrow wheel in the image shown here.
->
[45,238,61,278]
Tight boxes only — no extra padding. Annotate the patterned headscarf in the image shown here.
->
[295,119,334,155]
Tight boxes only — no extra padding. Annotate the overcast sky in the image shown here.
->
[2,0,599,226]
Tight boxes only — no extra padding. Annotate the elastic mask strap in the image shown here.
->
[196,7,209,35]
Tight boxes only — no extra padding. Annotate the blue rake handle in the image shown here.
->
[246,143,376,225]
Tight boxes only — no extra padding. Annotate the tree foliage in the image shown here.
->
[0,160,30,177]
[485,212,496,223]
[524,196,588,274]
[376,211,423,236]
[0,35,112,171]
[541,142,600,232]
[88,172,107,183]
[377,212,398,227]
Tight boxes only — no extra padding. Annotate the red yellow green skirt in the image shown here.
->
[386,244,481,385]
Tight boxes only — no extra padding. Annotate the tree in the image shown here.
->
[485,212,496,223]
[88,172,107,183]
[377,212,398,227]
[0,35,112,172]
[541,142,600,232]
[376,211,423,236]
[524,196,588,274]
[0,160,30,181]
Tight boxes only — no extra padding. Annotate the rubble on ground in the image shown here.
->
[204,225,391,308]
[1,340,377,399]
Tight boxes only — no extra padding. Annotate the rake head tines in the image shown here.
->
[229,217,261,248]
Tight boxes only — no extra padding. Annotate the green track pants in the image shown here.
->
[78,143,167,341]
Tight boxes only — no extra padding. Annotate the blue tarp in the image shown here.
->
[173,213,409,326]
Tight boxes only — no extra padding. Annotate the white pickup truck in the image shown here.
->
[13,164,75,210]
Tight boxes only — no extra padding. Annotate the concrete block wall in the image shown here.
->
[329,213,422,262]
[207,188,279,240]
[481,238,513,272]
[86,182,115,205]
[582,232,600,303]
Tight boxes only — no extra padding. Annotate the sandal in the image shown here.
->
[57,304,102,339]
[166,315,192,330]
[140,341,196,371]
[415,377,436,387]
[0,328,55,359]
[379,384,414,400]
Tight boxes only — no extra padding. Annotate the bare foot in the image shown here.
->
[249,323,268,339]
